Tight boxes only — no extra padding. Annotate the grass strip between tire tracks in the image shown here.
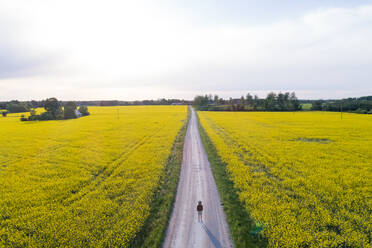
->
[197,112,267,248]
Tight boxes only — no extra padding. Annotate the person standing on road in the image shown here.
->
[197,201,203,222]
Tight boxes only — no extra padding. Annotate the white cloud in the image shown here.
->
[0,1,371,100]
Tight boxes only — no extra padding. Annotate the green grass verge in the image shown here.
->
[129,107,190,248]
[197,113,267,248]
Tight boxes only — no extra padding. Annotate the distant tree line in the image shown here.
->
[0,98,189,118]
[0,100,30,114]
[19,98,89,121]
[193,92,301,111]
[0,99,190,111]
[98,99,190,106]
[310,96,372,114]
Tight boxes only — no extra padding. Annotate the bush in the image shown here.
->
[2,111,7,117]
[28,115,40,121]
[78,106,90,116]
[40,111,54,120]
[30,109,36,116]
[20,117,28,121]
[354,108,367,114]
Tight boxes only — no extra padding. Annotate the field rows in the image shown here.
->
[0,106,187,247]
[198,111,372,247]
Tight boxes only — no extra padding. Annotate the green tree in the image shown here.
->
[265,92,277,110]
[213,95,219,104]
[237,96,245,110]
[228,97,235,111]
[246,93,254,108]
[312,100,324,110]
[277,92,286,110]
[44,98,63,119]
[193,95,209,109]
[290,92,301,110]
[253,95,259,110]
[6,101,30,113]
[78,106,90,116]
[64,101,77,119]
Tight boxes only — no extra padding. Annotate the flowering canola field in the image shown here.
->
[0,106,187,247]
[198,111,371,247]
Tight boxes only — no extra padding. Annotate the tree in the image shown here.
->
[6,100,29,113]
[265,92,277,110]
[253,95,259,110]
[78,106,90,116]
[319,96,372,113]
[159,98,168,105]
[237,96,245,110]
[30,100,40,108]
[193,95,209,109]
[290,92,301,110]
[246,93,254,108]
[277,92,286,110]
[64,101,77,119]
[207,94,213,103]
[228,97,235,111]
[311,100,324,110]
[44,98,63,119]
[213,95,219,104]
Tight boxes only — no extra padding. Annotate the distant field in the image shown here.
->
[0,106,187,247]
[198,111,372,247]
[301,103,312,110]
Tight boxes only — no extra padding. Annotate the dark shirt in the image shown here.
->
[197,204,203,211]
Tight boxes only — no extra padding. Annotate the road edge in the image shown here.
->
[129,106,191,248]
[196,111,268,248]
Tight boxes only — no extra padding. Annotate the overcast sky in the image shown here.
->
[1,0,372,100]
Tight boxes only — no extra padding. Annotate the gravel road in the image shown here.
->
[163,107,233,248]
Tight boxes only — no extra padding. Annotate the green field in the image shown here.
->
[301,103,312,110]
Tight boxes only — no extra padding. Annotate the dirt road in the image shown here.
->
[163,108,233,248]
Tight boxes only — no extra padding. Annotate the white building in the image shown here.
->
[75,109,82,118]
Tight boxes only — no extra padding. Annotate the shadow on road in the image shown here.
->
[201,222,223,248]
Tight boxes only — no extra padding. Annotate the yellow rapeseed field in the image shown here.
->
[198,111,372,247]
[0,106,187,247]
